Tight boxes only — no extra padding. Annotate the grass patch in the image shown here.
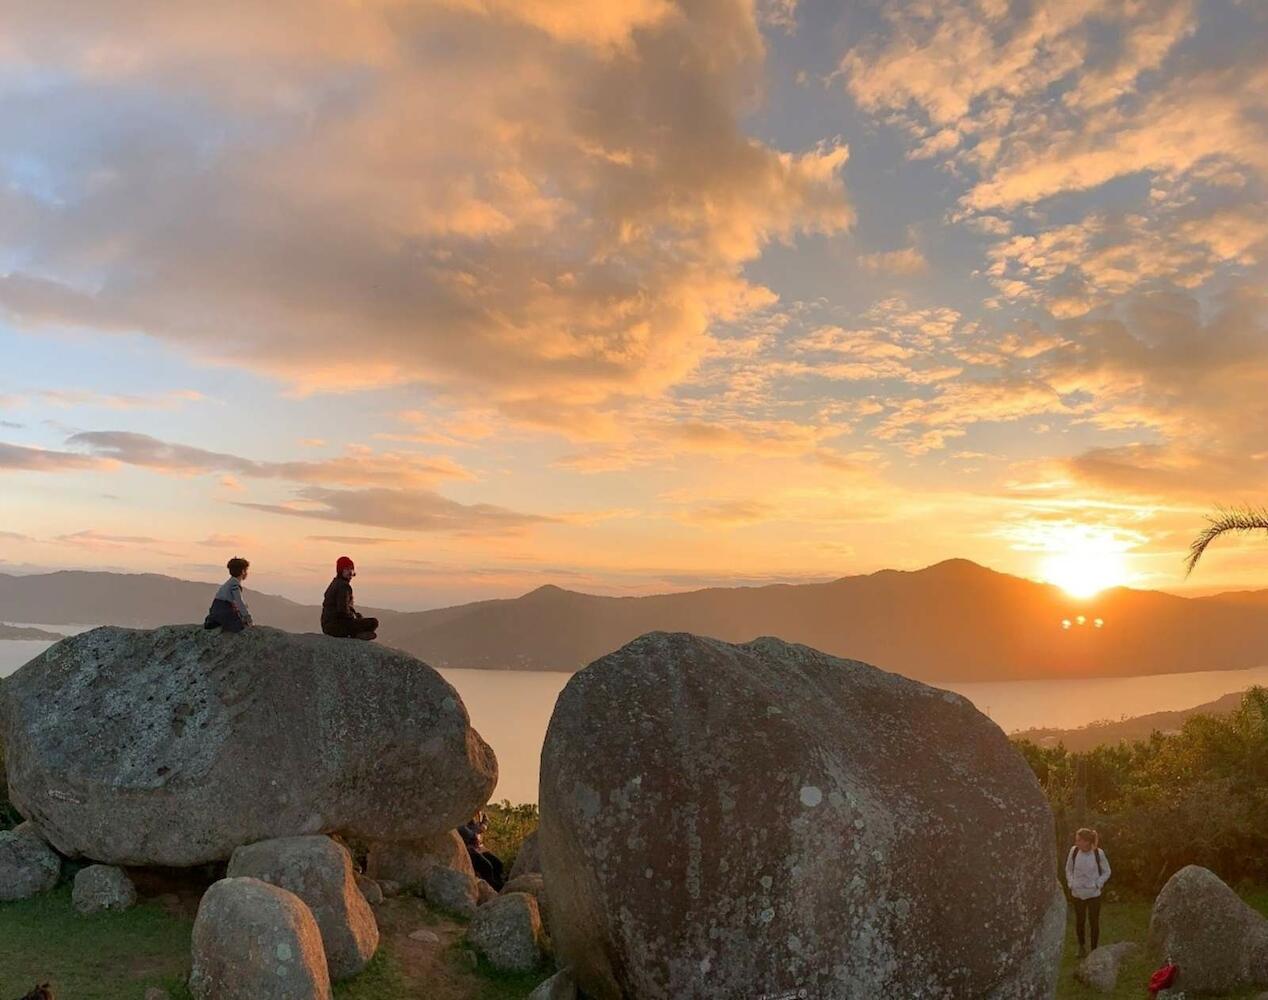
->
[1054,889,1268,999]
[0,885,193,1000]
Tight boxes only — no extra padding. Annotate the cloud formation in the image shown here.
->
[0,0,851,422]
[237,487,549,533]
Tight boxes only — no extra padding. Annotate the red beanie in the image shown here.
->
[336,556,355,573]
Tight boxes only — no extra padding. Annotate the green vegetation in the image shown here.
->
[1053,889,1268,998]
[1015,687,1268,893]
[484,800,539,872]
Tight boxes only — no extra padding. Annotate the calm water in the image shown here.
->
[4,629,1266,804]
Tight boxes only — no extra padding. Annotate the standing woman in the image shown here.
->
[1065,827,1111,957]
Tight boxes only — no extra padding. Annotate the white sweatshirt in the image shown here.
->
[1065,847,1111,899]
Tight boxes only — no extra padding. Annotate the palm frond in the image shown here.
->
[1185,503,1268,576]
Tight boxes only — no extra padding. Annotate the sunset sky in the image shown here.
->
[2,0,1266,609]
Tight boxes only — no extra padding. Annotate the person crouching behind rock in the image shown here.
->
[321,556,379,640]
[1065,826,1111,957]
[203,556,253,633]
[459,809,505,890]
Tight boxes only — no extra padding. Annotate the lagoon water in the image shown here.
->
[4,629,1267,804]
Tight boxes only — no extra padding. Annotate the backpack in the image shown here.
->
[1069,845,1104,877]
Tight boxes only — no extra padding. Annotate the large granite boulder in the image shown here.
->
[0,821,61,901]
[1148,865,1268,994]
[2,625,497,866]
[190,877,331,1000]
[227,835,378,980]
[540,632,1065,1000]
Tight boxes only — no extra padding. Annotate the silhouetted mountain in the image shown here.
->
[1011,690,1251,751]
[3,560,1267,681]
[0,571,401,633]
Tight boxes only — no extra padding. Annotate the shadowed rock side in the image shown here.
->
[539,632,1065,1000]
[1,625,497,866]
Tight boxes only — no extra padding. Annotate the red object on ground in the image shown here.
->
[1148,962,1179,995]
[336,555,355,573]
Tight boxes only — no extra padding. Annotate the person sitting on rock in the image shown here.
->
[459,809,505,890]
[321,556,378,640]
[203,556,253,633]
[1065,826,1111,957]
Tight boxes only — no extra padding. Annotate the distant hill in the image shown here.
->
[0,571,402,634]
[3,559,1267,682]
[1011,690,1251,751]
[0,623,65,641]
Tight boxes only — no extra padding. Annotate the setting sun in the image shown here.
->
[1041,546,1130,599]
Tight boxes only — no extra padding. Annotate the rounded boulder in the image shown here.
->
[1,625,497,866]
[227,835,378,980]
[189,876,331,1000]
[539,632,1065,1000]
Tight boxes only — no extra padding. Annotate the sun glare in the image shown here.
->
[1040,544,1130,599]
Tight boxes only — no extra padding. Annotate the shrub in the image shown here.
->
[1015,687,1268,894]
[483,800,538,871]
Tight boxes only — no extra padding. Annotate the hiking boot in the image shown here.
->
[357,632,378,641]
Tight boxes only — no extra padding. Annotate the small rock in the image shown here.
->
[1075,941,1138,993]
[527,967,577,1000]
[508,830,541,881]
[227,835,378,981]
[467,891,547,973]
[502,872,550,932]
[0,822,61,902]
[189,877,331,1000]
[422,864,478,919]
[143,989,172,1000]
[72,864,137,915]
[378,879,402,898]
[409,928,442,944]
[476,879,499,906]
[356,873,384,905]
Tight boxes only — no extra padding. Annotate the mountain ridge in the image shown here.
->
[2,560,1266,682]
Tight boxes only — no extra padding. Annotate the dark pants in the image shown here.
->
[1073,896,1102,951]
[469,848,505,891]
[322,616,379,639]
[204,599,245,633]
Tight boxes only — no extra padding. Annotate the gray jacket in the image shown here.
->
[214,577,253,625]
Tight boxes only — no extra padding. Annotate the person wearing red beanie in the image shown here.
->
[321,556,378,640]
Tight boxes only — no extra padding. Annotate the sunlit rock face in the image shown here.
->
[2,625,496,866]
[540,632,1064,1000]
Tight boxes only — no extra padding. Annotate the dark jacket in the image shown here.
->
[321,576,360,629]
[459,814,489,851]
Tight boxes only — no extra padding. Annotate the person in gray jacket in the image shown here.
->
[204,557,253,633]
